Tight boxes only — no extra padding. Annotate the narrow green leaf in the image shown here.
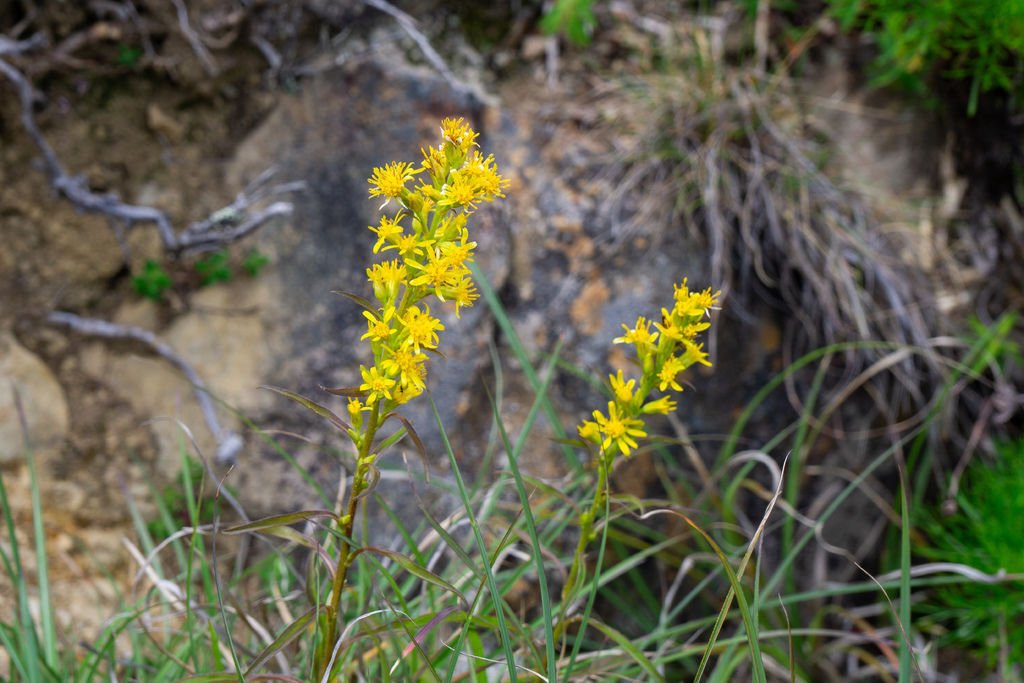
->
[586,619,665,682]
[332,289,377,313]
[261,385,351,432]
[243,607,318,676]
[357,546,466,604]
[223,509,337,534]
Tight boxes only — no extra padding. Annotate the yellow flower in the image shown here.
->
[655,308,685,342]
[393,381,424,405]
[641,396,677,415]
[592,402,647,457]
[673,279,720,320]
[368,161,419,206]
[658,355,686,392]
[387,233,432,259]
[421,144,448,177]
[369,214,405,253]
[462,151,508,201]
[680,320,711,338]
[359,365,396,405]
[445,276,478,317]
[609,370,636,405]
[680,340,712,367]
[380,346,426,390]
[407,248,457,293]
[361,307,396,344]
[613,316,659,347]
[439,239,475,270]
[578,419,601,443]
[439,169,480,209]
[366,259,406,301]
[440,117,478,153]
[402,305,445,352]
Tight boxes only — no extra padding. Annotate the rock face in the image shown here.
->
[215,44,771,519]
[0,331,69,465]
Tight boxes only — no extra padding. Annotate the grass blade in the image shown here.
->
[485,344,563,683]
[427,392,519,682]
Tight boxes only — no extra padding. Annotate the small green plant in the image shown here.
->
[827,0,1024,114]
[117,44,143,67]
[241,248,270,277]
[194,249,232,286]
[541,0,597,46]
[920,438,1024,670]
[132,259,172,300]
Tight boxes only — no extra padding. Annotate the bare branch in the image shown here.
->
[170,0,218,76]
[361,0,481,104]
[47,311,243,464]
[0,48,299,255]
[0,33,47,57]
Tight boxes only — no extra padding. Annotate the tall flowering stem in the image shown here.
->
[316,118,507,679]
[564,280,720,602]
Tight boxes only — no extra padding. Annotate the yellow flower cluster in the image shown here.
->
[578,279,719,457]
[354,117,508,417]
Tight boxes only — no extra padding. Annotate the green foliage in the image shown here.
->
[145,455,218,540]
[919,439,1024,667]
[826,0,1024,114]
[132,259,173,300]
[242,248,270,277]
[541,0,597,46]
[117,44,143,67]
[194,250,232,286]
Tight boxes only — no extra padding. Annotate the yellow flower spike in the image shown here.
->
[369,214,405,253]
[359,365,396,405]
[368,161,419,208]
[593,401,647,457]
[609,370,636,405]
[401,304,445,352]
[657,355,686,392]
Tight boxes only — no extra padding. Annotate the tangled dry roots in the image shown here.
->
[598,65,947,431]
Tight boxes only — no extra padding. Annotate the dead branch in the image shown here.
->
[0,42,302,256]
[170,0,218,76]
[47,311,243,464]
[361,0,481,104]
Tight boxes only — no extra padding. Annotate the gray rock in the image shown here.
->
[0,331,69,464]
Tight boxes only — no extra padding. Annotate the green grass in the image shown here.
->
[918,438,1024,673]
[4,284,1017,680]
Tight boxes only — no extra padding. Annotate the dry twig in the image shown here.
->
[0,37,301,255]
[47,311,244,464]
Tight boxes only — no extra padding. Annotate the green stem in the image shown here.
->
[562,452,611,604]
[316,402,381,681]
